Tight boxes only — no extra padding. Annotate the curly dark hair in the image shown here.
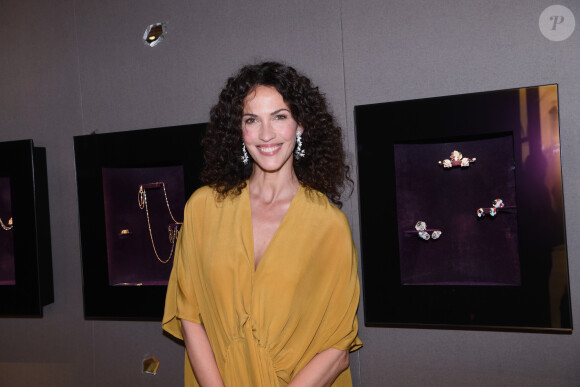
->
[200,61,352,207]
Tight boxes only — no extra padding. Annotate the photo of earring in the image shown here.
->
[241,143,249,165]
[438,150,476,168]
[294,131,305,159]
[406,220,442,240]
[0,216,13,231]
[476,198,516,217]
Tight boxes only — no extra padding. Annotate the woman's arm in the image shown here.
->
[181,319,225,387]
[287,348,350,387]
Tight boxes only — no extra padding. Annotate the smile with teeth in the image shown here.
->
[257,144,282,154]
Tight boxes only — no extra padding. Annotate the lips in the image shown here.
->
[256,144,282,155]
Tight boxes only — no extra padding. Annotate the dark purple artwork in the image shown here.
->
[102,166,185,286]
[394,136,520,285]
[356,84,571,330]
[0,176,15,286]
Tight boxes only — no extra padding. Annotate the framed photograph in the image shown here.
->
[74,124,205,320]
[355,84,572,332]
[0,139,53,316]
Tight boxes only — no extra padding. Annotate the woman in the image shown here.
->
[163,61,362,386]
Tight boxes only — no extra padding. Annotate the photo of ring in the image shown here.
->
[438,150,476,168]
[0,140,53,316]
[102,167,185,286]
[476,198,516,217]
[74,123,204,319]
[355,83,570,331]
[405,221,442,241]
[0,176,15,285]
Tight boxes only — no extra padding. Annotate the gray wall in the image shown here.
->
[1,0,579,386]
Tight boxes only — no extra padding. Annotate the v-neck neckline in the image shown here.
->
[245,183,302,273]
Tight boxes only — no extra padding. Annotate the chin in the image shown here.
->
[255,163,285,173]
[253,157,293,174]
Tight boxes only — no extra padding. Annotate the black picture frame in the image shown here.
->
[0,139,53,317]
[74,124,205,320]
[355,84,572,332]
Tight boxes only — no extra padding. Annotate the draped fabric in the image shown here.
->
[163,184,362,386]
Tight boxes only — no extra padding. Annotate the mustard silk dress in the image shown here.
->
[163,184,362,386]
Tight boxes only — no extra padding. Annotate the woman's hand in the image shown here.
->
[181,319,225,387]
[287,348,350,387]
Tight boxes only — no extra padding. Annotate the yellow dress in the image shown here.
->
[162,184,362,386]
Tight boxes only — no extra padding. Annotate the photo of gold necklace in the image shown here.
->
[0,216,13,231]
[138,182,182,263]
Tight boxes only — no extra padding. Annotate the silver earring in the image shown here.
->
[294,132,305,159]
[241,143,249,165]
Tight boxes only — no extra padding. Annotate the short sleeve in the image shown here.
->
[162,200,202,340]
[316,215,363,354]
[325,239,363,352]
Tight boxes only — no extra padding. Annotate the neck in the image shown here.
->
[249,168,300,204]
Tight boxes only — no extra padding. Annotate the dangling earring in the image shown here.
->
[241,143,249,165]
[295,131,305,159]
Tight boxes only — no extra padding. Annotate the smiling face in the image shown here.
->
[242,85,302,175]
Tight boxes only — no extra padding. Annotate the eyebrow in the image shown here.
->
[242,108,290,117]
[270,108,290,115]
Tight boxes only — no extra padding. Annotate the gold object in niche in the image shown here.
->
[138,182,182,264]
[0,217,13,231]
[142,356,160,375]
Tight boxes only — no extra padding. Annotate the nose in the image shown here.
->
[259,120,275,142]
